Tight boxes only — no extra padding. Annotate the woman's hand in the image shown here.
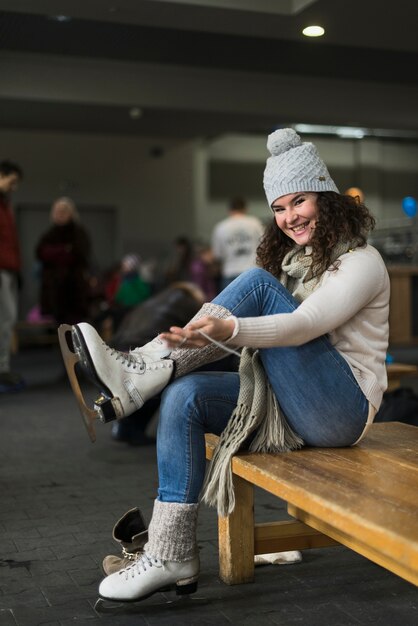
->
[159,316,235,350]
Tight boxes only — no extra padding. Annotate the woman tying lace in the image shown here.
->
[61,129,390,602]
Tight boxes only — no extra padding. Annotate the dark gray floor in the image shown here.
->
[0,346,417,626]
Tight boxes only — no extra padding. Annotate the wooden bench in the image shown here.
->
[205,422,418,587]
[386,362,418,391]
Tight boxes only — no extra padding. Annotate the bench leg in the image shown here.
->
[218,474,255,584]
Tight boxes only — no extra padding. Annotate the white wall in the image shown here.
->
[1,129,198,263]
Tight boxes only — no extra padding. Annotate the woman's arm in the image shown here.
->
[232,248,389,348]
[160,248,388,350]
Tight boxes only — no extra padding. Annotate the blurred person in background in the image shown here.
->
[114,254,151,310]
[163,236,194,286]
[189,242,219,300]
[95,253,152,339]
[212,196,264,289]
[36,197,91,325]
[0,160,25,393]
[163,236,220,300]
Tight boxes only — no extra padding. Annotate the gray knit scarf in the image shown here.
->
[202,241,355,516]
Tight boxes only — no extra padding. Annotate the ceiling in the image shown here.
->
[0,0,417,140]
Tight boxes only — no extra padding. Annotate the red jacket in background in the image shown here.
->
[0,194,20,273]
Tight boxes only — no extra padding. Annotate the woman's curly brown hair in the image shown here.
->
[256,192,376,279]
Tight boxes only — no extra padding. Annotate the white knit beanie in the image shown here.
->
[263,128,339,207]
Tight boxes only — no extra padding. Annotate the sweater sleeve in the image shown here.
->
[231,248,387,348]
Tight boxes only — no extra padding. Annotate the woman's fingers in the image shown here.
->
[159,316,234,348]
[159,327,209,348]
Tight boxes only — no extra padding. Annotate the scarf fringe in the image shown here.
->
[249,381,304,453]
[202,402,254,517]
[201,349,303,517]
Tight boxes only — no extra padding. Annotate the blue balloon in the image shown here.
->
[402,196,417,218]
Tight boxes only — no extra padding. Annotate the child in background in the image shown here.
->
[114,254,151,309]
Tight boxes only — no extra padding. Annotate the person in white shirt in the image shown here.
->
[211,196,264,289]
[58,129,389,604]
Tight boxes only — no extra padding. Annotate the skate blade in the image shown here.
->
[58,324,98,443]
[94,594,208,614]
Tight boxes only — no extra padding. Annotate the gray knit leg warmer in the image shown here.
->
[144,500,199,562]
[171,302,234,378]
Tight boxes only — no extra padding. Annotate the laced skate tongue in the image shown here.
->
[132,336,172,360]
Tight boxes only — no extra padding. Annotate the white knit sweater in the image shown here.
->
[229,245,390,411]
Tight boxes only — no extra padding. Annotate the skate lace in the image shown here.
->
[121,553,161,579]
[103,345,146,372]
[197,329,241,357]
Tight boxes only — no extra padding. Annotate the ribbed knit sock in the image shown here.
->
[171,302,233,378]
[144,499,199,562]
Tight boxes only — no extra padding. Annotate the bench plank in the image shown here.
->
[254,519,339,554]
[205,423,418,586]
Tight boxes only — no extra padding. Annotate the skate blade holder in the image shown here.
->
[58,324,99,443]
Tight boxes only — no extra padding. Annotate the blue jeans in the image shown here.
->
[157,268,369,504]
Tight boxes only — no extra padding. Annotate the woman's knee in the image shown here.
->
[240,267,275,283]
[236,268,292,298]
[159,372,238,437]
[159,375,201,428]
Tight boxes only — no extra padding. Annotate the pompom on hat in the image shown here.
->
[263,128,339,207]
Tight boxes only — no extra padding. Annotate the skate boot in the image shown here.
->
[98,500,200,603]
[58,322,173,441]
[98,552,199,602]
[102,507,148,575]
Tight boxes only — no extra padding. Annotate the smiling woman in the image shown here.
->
[58,128,390,606]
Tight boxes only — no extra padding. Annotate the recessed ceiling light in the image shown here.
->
[302,25,325,37]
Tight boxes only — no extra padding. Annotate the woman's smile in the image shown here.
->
[271,192,319,245]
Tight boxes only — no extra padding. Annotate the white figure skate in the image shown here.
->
[58,322,173,442]
[98,552,199,602]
